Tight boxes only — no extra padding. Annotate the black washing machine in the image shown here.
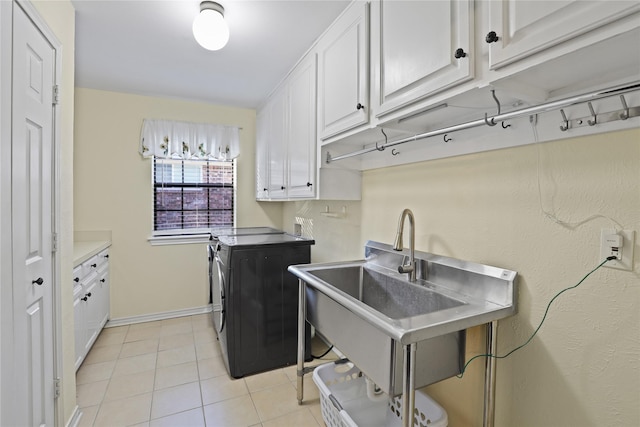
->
[213,233,313,378]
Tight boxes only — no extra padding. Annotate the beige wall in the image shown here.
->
[30,0,77,424]
[74,88,283,320]
[283,128,640,426]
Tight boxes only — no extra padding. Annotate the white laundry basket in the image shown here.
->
[312,361,448,427]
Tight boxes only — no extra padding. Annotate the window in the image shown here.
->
[153,157,235,233]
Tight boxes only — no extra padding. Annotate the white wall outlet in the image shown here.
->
[294,223,302,236]
[600,229,635,271]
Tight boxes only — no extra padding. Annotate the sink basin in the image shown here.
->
[309,265,466,319]
[289,240,517,395]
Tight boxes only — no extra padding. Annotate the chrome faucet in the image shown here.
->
[393,208,416,282]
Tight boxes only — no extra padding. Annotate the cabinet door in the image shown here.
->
[73,290,85,370]
[267,90,288,198]
[96,268,110,328]
[372,0,473,117]
[287,54,317,198]
[256,107,270,200]
[317,1,369,140]
[83,279,100,354]
[487,0,640,70]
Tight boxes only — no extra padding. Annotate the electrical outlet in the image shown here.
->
[600,229,635,271]
[294,223,302,237]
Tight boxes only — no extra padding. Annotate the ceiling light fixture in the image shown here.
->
[192,1,229,51]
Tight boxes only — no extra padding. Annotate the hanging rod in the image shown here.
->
[327,81,640,163]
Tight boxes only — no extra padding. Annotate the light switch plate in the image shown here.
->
[600,229,635,271]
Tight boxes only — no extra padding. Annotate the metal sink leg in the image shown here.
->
[402,342,417,427]
[297,279,306,404]
[483,321,498,427]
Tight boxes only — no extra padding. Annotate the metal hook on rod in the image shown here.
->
[484,89,501,127]
[501,121,511,129]
[619,95,629,120]
[559,109,569,131]
[444,134,452,142]
[391,149,400,156]
[376,128,387,151]
[587,102,597,126]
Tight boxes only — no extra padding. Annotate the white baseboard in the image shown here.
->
[65,405,81,427]
[105,304,212,328]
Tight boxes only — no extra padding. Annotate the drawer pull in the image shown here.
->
[100,279,106,283]
[454,48,466,59]
[74,277,80,283]
[32,277,44,286]
[91,263,97,268]
[85,292,92,298]
[356,102,365,110]
[81,296,88,302]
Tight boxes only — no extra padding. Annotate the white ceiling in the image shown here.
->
[72,0,350,109]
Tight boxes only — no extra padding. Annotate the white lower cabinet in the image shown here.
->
[74,248,110,370]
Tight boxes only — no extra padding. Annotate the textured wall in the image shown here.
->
[283,128,639,426]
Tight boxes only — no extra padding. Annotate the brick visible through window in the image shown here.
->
[153,158,235,231]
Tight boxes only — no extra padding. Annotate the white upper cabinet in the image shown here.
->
[372,0,473,117]
[287,55,317,198]
[255,107,270,200]
[486,0,640,70]
[266,89,288,199]
[256,54,319,200]
[317,1,370,140]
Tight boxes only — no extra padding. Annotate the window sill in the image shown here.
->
[148,233,212,246]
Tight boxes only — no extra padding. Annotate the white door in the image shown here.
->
[11,4,56,426]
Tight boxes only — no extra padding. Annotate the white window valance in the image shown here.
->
[139,119,240,160]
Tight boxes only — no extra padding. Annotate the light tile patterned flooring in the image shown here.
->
[76,314,335,427]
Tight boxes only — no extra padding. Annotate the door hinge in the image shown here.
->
[52,85,59,105]
[54,377,61,399]
[52,232,58,253]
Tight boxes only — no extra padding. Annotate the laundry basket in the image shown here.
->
[312,361,448,427]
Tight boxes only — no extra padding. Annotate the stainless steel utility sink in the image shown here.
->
[289,241,517,396]
[309,265,466,319]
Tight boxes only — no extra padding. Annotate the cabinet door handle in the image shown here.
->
[104,254,109,259]
[263,188,268,192]
[454,48,467,59]
[32,277,44,286]
[91,263,97,268]
[281,186,285,190]
[356,103,365,110]
[307,182,313,187]
[485,31,499,43]
[85,292,92,298]
[81,296,88,301]
[100,279,106,283]
[74,277,80,283]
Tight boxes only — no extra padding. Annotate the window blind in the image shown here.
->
[153,157,235,231]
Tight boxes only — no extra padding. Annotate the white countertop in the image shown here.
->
[73,240,111,267]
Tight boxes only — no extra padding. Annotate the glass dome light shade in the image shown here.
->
[193,2,229,51]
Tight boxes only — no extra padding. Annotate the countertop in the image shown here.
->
[73,240,111,267]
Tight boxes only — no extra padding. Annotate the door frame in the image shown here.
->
[0,0,63,425]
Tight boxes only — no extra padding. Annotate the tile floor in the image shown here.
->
[76,314,336,427]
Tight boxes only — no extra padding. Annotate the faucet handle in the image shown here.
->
[398,263,415,275]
